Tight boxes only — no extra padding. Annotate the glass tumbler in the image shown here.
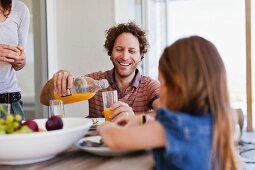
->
[49,100,65,118]
[102,90,118,121]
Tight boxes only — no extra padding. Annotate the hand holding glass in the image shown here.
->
[102,90,118,121]
[49,100,65,118]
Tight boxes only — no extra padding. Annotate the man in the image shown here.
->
[40,22,160,121]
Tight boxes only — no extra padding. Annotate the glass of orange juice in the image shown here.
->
[49,100,65,118]
[102,90,118,121]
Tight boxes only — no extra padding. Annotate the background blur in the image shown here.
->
[17,0,255,130]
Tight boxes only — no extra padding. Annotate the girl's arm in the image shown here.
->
[97,121,166,150]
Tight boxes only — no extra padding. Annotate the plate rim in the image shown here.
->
[76,136,132,156]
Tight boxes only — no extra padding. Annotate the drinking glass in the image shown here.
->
[102,90,118,121]
[0,103,11,118]
[49,100,65,118]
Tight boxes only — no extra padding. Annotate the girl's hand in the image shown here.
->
[114,115,140,127]
[97,121,119,134]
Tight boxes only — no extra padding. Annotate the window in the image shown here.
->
[142,0,166,79]
[167,0,246,111]
[144,0,249,119]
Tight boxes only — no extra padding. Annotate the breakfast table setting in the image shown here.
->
[0,85,155,170]
[0,117,154,170]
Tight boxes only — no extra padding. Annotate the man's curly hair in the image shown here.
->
[104,21,149,58]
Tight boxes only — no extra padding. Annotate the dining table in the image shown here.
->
[0,128,154,170]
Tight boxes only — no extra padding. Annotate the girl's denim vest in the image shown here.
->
[153,108,212,170]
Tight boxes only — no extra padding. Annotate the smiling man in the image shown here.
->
[40,22,160,120]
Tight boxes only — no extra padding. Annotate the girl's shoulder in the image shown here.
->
[156,107,211,120]
[156,108,212,134]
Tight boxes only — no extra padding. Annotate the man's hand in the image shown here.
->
[53,70,74,96]
[109,101,135,121]
[40,69,74,106]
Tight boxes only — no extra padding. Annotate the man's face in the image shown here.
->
[111,33,142,78]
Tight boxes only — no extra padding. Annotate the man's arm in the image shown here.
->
[40,78,55,106]
[40,70,74,106]
[152,98,160,109]
[148,98,160,117]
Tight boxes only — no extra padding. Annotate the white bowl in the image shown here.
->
[0,117,92,165]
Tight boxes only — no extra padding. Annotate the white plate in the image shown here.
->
[0,118,92,165]
[76,136,132,156]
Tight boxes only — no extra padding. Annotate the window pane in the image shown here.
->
[143,0,166,80]
[167,0,246,112]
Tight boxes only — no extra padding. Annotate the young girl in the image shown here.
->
[98,36,238,170]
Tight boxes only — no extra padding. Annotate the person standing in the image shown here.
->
[0,0,30,119]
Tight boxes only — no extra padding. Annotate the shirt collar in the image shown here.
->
[107,68,141,88]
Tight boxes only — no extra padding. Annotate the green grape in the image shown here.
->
[13,122,20,129]
[4,115,16,134]
[14,125,33,134]
[0,113,35,135]
[6,127,14,134]
[0,124,6,132]
[6,123,15,133]
[0,118,4,124]
[6,114,14,123]
[14,114,22,122]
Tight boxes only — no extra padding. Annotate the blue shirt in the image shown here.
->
[153,108,213,170]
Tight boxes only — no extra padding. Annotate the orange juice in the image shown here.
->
[103,108,112,121]
[54,93,95,104]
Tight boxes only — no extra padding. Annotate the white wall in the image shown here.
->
[55,0,115,75]
[47,0,139,117]
[54,0,114,117]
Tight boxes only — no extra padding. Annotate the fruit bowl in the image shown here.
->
[0,117,92,165]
